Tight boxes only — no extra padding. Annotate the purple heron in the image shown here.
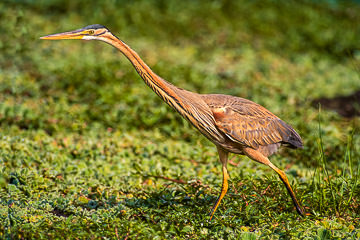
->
[40,24,305,220]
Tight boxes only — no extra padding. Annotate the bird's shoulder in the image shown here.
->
[201,94,278,120]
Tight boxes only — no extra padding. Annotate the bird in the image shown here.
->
[40,24,305,220]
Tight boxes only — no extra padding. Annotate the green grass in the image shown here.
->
[1,0,360,239]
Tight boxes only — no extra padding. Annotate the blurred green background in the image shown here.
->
[0,0,359,239]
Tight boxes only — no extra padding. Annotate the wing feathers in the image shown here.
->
[202,94,303,155]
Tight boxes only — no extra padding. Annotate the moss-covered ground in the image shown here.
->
[0,0,359,239]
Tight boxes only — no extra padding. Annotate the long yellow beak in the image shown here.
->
[40,29,86,40]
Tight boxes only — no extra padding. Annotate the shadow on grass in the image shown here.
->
[312,90,360,117]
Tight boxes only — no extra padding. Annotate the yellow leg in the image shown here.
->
[268,162,305,216]
[243,147,305,216]
[209,147,229,221]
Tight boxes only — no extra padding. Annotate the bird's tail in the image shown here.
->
[278,120,303,149]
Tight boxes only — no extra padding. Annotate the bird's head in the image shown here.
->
[40,24,111,41]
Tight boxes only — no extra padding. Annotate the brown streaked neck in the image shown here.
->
[101,34,182,108]
[100,33,225,144]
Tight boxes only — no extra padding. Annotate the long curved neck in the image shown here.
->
[101,34,183,110]
[99,33,225,143]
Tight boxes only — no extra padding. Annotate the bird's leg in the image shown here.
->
[243,147,305,216]
[268,162,305,216]
[209,147,229,221]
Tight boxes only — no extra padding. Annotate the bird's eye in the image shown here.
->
[88,30,95,35]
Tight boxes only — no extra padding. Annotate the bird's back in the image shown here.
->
[201,94,303,156]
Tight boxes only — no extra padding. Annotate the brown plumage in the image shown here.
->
[40,24,305,220]
[202,94,303,154]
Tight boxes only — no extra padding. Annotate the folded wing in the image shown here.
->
[203,94,303,156]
